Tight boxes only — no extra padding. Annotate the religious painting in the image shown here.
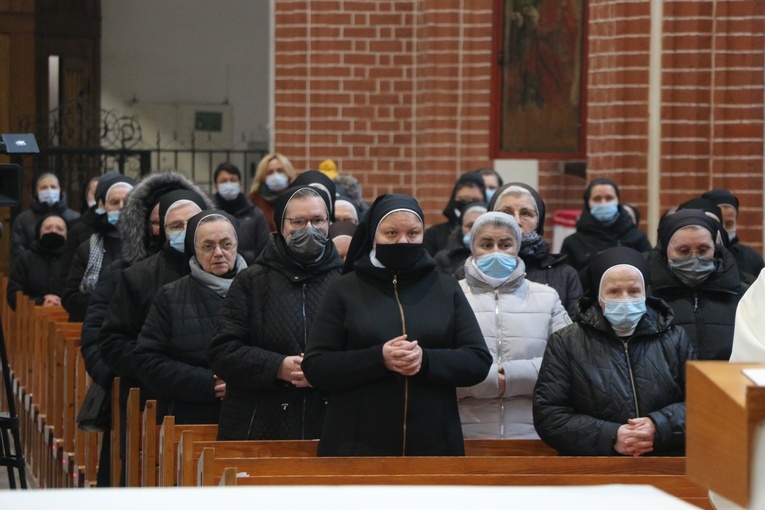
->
[491,0,587,158]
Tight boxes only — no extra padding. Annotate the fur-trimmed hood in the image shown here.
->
[118,170,215,265]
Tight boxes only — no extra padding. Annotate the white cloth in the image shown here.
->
[457,258,571,439]
[730,267,765,362]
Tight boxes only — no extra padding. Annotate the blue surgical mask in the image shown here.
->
[168,230,186,253]
[485,188,496,203]
[590,201,619,222]
[476,252,517,279]
[218,182,240,201]
[38,188,60,206]
[602,297,646,333]
[462,232,471,248]
[107,210,120,226]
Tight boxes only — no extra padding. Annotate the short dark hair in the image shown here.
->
[214,162,242,182]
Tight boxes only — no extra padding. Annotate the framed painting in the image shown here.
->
[490,0,588,159]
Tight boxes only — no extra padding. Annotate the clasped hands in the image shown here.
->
[278,354,312,388]
[614,417,655,457]
[383,334,422,376]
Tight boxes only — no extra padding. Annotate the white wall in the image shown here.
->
[101,0,271,150]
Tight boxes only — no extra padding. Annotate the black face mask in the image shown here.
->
[374,243,426,272]
[288,227,329,265]
[39,232,65,251]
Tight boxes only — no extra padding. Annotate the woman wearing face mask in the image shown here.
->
[560,178,652,275]
[7,214,68,310]
[10,172,80,260]
[61,175,136,322]
[533,247,693,456]
[457,212,571,439]
[208,186,343,440]
[302,194,491,456]
[648,209,747,360]
[434,201,487,277]
[134,211,247,425]
[489,183,583,316]
[248,153,297,232]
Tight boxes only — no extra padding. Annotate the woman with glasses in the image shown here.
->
[134,211,246,424]
[208,185,343,440]
[488,183,582,316]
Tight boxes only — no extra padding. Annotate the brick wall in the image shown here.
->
[274,0,764,251]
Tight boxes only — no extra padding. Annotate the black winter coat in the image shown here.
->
[215,192,270,265]
[61,206,101,280]
[423,221,455,257]
[10,196,80,259]
[520,237,583,317]
[81,260,127,388]
[302,255,492,457]
[7,240,64,310]
[207,235,343,440]
[62,219,123,322]
[648,246,746,360]
[434,228,470,277]
[728,237,765,278]
[533,297,693,456]
[560,208,652,273]
[134,274,227,425]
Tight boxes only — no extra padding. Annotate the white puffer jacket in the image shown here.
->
[458,257,571,439]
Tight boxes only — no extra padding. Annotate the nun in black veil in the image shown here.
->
[302,193,491,457]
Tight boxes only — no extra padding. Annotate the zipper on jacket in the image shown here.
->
[621,339,640,417]
[494,289,505,439]
[246,408,257,439]
[693,292,698,312]
[301,283,307,439]
[392,274,408,456]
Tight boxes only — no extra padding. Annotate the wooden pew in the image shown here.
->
[156,416,217,486]
[200,452,709,507]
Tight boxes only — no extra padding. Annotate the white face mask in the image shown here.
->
[265,172,289,192]
[218,182,241,201]
[87,199,97,208]
[38,188,60,205]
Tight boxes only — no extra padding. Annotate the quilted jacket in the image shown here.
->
[533,296,694,456]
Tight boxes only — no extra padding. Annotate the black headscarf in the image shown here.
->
[702,189,739,211]
[583,178,621,207]
[329,220,357,240]
[290,170,337,221]
[273,185,332,236]
[342,193,424,274]
[488,182,546,236]
[441,172,486,224]
[184,209,240,261]
[677,197,723,223]
[586,246,651,301]
[158,189,209,235]
[657,209,719,258]
[94,172,137,205]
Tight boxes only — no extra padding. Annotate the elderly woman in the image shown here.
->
[533,247,693,456]
[248,153,297,232]
[302,194,492,456]
[648,209,747,360]
[134,211,247,424]
[7,214,67,310]
[489,183,582,316]
[208,185,343,440]
[457,212,571,439]
[434,201,487,277]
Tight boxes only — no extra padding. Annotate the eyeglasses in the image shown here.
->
[165,220,188,233]
[284,216,328,229]
[196,240,237,254]
[498,208,538,222]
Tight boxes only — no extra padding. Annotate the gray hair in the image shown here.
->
[494,185,537,214]
[469,211,523,253]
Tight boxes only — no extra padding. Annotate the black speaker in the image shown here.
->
[0,164,22,207]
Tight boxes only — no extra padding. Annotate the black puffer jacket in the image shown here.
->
[134,273,229,425]
[214,192,270,265]
[533,297,693,456]
[61,217,123,322]
[7,239,65,310]
[434,228,470,277]
[10,195,80,259]
[560,207,652,273]
[302,255,492,456]
[520,236,582,317]
[61,206,101,280]
[728,237,765,278]
[208,235,343,440]
[648,246,746,360]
